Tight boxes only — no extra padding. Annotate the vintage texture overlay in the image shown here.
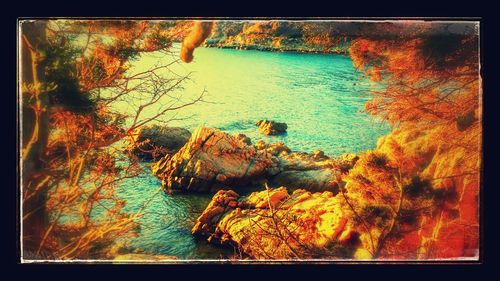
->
[18,19,481,263]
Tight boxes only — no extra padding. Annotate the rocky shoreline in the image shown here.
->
[116,21,480,260]
[203,41,349,55]
[200,21,351,55]
[127,123,375,259]
[191,188,370,259]
[125,121,477,260]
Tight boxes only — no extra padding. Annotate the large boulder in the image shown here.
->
[192,187,381,259]
[256,120,288,135]
[151,128,351,193]
[152,128,279,192]
[127,125,191,160]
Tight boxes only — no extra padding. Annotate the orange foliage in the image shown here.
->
[346,29,480,259]
[22,20,186,259]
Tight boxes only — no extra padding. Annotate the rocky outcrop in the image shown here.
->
[173,21,475,58]
[127,125,191,161]
[152,127,279,192]
[255,140,291,156]
[256,120,287,135]
[235,133,252,145]
[191,189,242,239]
[192,187,382,259]
[152,128,350,193]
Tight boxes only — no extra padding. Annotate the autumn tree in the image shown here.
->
[20,19,204,259]
[242,22,481,260]
[344,22,481,259]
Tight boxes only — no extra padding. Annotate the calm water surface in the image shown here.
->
[115,45,389,259]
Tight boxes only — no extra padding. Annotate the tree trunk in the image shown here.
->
[20,20,50,259]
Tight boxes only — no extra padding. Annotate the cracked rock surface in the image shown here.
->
[191,187,372,259]
[152,127,277,192]
[152,127,358,193]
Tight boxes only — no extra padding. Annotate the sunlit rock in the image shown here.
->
[312,149,327,160]
[337,153,360,172]
[235,133,252,145]
[192,187,379,259]
[152,128,351,193]
[191,189,241,237]
[256,120,288,135]
[255,140,291,156]
[152,127,276,192]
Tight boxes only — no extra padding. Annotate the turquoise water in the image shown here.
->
[127,44,389,156]
[114,45,390,259]
[116,169,234,259]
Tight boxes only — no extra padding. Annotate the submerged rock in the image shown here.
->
[192,187,380,259]
[152,128,278,192]
[256,120,288,135]
[127,125,191,160]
